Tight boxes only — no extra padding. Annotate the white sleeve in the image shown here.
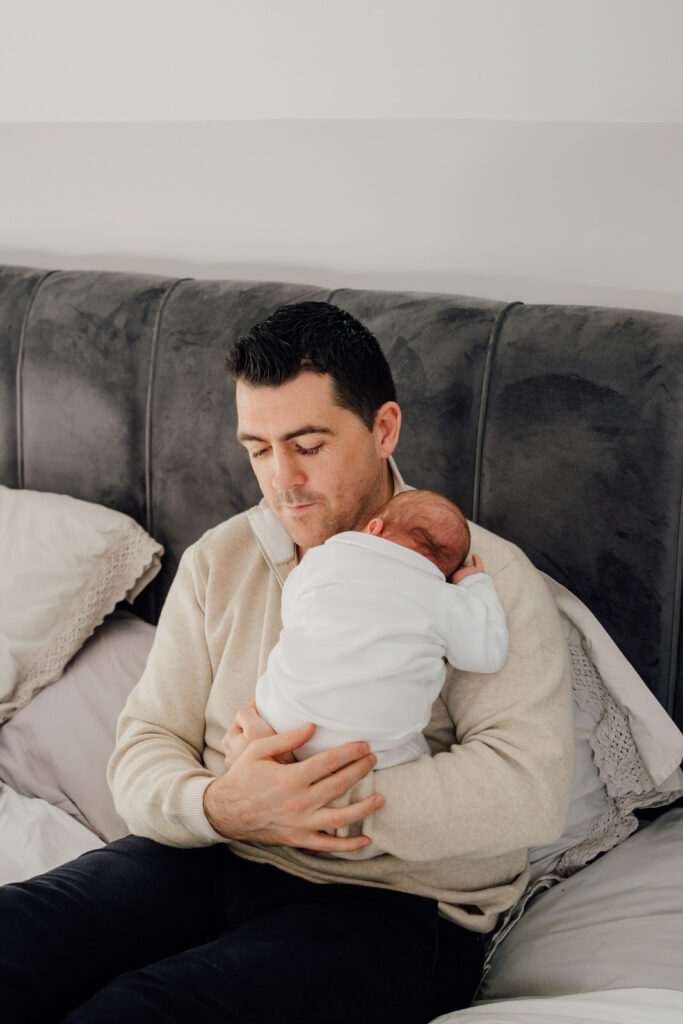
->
[443,573,509,673]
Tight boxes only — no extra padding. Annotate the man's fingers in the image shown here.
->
[234,705,251,729]
[317,793,385,832]
[298,831,374,854]
[221,727,238,754]
[297,741,373,785]
[235,703,270,736]
[251,722,316,760]
[308,752,378,806]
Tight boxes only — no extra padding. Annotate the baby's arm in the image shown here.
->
[450,552,485,584]
[444,558,509,673]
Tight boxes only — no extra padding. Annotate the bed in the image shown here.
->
[1,263,682,1021]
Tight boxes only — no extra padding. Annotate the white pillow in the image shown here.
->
[526,626,682,884]
[0,610,156,840]
[0,782,104,887]
[433,988,683,1024]
[526,702,609,882]
[0,486,162,723]
[479,809,683,1001]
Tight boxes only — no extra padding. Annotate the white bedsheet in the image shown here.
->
[433,988,683,1024]
[0,780,103,886]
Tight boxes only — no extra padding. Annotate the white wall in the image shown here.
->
[3,0,682,122]
[1,1,682,313]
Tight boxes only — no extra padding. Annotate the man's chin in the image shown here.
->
[287,525,328,552]
[276,507,336,552]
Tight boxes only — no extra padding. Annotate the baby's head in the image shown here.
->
[363,490,470,579]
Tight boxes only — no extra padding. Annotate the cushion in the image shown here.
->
[479,809,683,1001]
[526,702,609,882]
[526,616,682,884]
[433,988,683,1024]
[0,610,156,840]
[0,486,162,723]
[0,781,104,887]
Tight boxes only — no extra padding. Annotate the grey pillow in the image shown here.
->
[479,809,683,1001]
[0,610,156,841]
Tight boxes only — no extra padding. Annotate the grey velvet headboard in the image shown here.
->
[1,264,682,731]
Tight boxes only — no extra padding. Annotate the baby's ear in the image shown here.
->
[366,517,384,536]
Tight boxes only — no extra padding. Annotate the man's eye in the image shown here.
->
[297,444,323,456]
[250,448,269,460]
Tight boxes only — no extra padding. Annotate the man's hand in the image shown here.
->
[451,552,485,584]
[204,723,385,853]
[221,700,296,768]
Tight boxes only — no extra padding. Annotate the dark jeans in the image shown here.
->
[0,836,484,1024]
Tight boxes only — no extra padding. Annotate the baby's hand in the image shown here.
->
[450,553,484,584]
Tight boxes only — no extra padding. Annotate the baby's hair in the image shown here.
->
[378,490,470,578]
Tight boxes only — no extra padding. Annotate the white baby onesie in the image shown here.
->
[255,532,508,769]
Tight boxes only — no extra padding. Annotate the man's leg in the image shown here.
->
[0,835,223,1024]
[430,916,486,1018]
[61,856,484,1024]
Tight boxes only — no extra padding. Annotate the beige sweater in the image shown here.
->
[109,476,574,933]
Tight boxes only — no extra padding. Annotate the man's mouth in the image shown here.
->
[276,492,320,515]
[283,502,316,514]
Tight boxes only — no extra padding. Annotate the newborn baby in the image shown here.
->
[255,489,509,769]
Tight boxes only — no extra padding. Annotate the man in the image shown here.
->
[0,302,574,1023]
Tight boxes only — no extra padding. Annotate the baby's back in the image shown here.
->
[266,532,452,745]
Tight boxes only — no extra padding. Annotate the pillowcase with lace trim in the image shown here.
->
[0,486,162,724]
[0,610,156,840]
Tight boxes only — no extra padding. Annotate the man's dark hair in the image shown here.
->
[225,301,396,431]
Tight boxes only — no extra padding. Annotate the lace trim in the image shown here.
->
[0,519,161,725]
[569,638,654,797]
[555,636,679,874]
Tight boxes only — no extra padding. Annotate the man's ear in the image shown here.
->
[373,401,401,457]
[366,517,384,537]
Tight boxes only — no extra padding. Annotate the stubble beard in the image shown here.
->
[278,462,390,554]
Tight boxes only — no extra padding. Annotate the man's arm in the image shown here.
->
[333,547,575,861]
[108,543,381,850]
[107,545,221,846]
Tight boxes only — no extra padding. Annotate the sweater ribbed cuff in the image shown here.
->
[170,774,228,846]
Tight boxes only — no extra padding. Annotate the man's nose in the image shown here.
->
[271,450,306,492]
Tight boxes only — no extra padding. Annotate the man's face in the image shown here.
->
[236,372,399,554]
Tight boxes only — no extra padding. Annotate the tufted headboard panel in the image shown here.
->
[1,264,681,730]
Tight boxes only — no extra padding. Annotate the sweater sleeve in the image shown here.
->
[337,551,575,862]
[443,574,509,674]
[107,543,226,848]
